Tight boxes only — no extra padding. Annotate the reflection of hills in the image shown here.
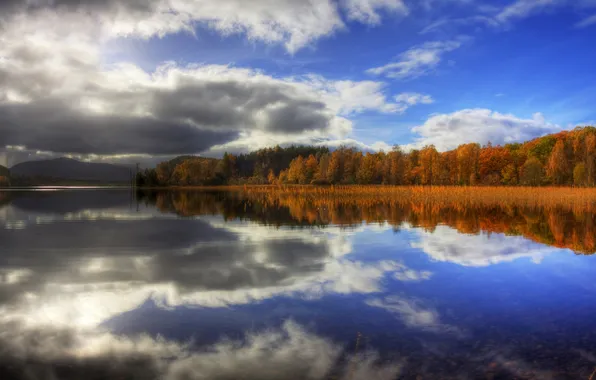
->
[1,190,133,214]
[144,191,596,254]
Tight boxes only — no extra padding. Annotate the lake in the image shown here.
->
[1,189,596,379]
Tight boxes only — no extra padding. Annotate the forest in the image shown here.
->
[136,126,596,187]
[0,165,10,187]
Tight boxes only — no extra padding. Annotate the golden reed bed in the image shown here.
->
[166,185,596,211]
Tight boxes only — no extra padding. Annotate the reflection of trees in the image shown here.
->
[141,190,596,254]
[0,192,10,209]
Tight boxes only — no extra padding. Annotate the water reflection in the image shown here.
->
[148,190,596,254]
[1,190,596,379]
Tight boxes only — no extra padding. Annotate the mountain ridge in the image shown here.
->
[10,158,132,184]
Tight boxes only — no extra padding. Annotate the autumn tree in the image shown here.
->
[406,149,420,185]
[528,135,556,163]
[156,161,174,184]
[546,140,569,185]
[501,164,518,185]
[267,169,277,184]
[357,153,377,184]
[521,157,543,186]
[419,145,441,185]
[287,156,306,184]
[0,176,10,187]
[574,163,587,186]
[342,149,361,184]
[479,145,511,185]
[586,134,596,186]
[326,150,343,184]
[278,169,289,184]
[456,143,480,185]
[439,150,457,185]
[315,153,330,183]
[144,126,596,188]
[388,147,405,185]
[221,153,237,180]
[304,154,318,184]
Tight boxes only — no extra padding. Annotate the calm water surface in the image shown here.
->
[1,190,596,379]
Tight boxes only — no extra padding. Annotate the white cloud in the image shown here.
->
[0,320,402,380]
[495,0,562,24]
[406,108,560,151]
[576,13,596,28]
[204,131,397,156]
[299,75,409,115]
[341,0,408,25]
[320,138,394,152]
[0,0,413,163]
[366,296,461,334]
[0,30,403,158]
[419,1,596,34]
[0,207,403,328]
[411,226,558,267]
[393,266,432,282]
[366,40,463,79]
[395,92,434,109]
[0,0,403,54]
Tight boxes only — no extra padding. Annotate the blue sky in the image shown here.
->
[1,0,596,166]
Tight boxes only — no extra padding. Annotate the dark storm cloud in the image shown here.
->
[0,101,239,155]
[260,99,330,131]
[0,0,341,158]
[150,81,330,134]
[0,69,333,155]
[0,0,157,14]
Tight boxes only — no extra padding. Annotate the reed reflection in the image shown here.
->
[146,190,596,254]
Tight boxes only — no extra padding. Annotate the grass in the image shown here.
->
[234,185,596,211]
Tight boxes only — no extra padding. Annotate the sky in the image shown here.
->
[0,0,596,167]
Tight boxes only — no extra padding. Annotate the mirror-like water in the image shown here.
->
[1,189,596,379]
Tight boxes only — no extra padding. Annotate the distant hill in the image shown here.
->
[10,158,132,185]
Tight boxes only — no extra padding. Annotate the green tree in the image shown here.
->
[573,163,587,186]
[528,136,556,163]
[521,157,543,186]
[501,164,518,185]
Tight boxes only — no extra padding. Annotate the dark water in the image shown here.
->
[1,190,596,380]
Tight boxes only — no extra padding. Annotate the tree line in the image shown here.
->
[0,165,10,187]
[136,126,596,187]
